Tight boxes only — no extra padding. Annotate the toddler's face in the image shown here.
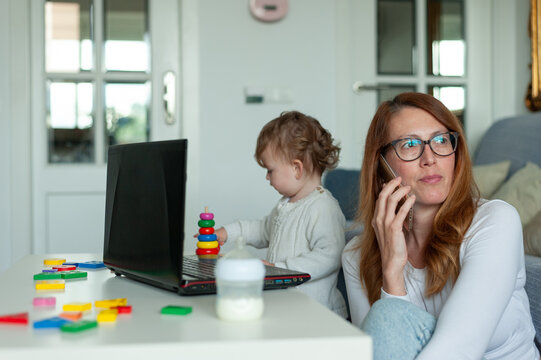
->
[260,147,300,198]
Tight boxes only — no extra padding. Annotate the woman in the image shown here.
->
[342,92,539,359]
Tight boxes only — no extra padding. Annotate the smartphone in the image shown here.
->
[378,154,413,229]
[378,154,407,210]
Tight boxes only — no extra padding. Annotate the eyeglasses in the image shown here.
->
[382,131,459,162]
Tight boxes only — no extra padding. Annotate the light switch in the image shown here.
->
[244,87,264,104]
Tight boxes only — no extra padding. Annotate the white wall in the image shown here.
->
[0,0,32,274]
[0,0,12,273]
[492,0,531,121]
[10,1,32,267]
[186,0,337,252]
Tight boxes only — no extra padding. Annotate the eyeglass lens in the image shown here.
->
[394,133,457,161]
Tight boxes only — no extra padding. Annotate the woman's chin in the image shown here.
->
[414,195,447,207]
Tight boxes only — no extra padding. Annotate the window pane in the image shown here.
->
[427,0,465,76]
[45,0,93,73]
[378,0,415,75]
[378,85,416,104]
[105,82,150,152]
[104,0,149,72]
[47,81,94,163]
[428,85,465,123]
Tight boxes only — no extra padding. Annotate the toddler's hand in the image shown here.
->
[194,227,227,246]
[215,227,228,246]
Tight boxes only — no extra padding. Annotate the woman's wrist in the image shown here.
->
[382,269,407,296]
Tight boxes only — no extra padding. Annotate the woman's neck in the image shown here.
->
[406,204,440,266]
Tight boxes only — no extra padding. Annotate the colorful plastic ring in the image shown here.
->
[198,219,215,228]
[199,227,215,235]
[197,241,219,249]
[196,247,220,255]
[197,234,217,242]
[200,213,214,220]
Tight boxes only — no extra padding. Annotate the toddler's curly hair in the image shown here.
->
[255,111,340,175]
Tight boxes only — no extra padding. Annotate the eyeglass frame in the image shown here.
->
[381,131,460,162]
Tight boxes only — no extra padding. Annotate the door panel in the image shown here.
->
[46,193,105,252]
[336,0,491,170]
[32,0,181,253]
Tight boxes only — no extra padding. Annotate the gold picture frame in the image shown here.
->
[526,0,541,111]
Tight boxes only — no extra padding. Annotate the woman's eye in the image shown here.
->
[402,139,420,149]
[432,135,448,144]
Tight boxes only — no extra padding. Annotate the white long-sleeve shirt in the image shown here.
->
[225,187,347,318]
[342,199,540,359]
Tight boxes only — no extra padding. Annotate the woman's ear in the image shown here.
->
[293,159,303,180]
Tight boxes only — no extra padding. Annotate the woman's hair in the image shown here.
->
[356,92,479,305]
[255,111,340,175]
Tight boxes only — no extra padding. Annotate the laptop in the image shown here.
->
[103,139,311,295]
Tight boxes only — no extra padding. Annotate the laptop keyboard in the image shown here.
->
[182,256,309,281]
[182,257,216,279]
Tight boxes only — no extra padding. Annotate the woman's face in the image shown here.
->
[384,107,455,208]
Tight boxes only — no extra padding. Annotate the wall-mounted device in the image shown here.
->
[249,0,288,22]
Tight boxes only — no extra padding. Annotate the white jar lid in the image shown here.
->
[215,258,265,282]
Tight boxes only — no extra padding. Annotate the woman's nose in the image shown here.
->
[420,143,436,166]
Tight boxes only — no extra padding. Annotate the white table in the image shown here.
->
[0,254,372,359]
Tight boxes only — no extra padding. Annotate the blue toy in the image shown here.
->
[33,316,71,329]
[78,261,106,269]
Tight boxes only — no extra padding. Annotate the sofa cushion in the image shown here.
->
[491,162,541,226]
[473,113,541,179]
[323,169,360,221]
[525,255,541,350]
[473,160,511,199]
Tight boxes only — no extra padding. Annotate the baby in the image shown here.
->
[215,110,347,317]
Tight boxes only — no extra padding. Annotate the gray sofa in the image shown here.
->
[474,113,541,351]
[325,113,541,350]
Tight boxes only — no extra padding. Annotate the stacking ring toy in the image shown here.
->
[197,234,218,242]
[200,212,214,220]
[196,207,220,256]
[199,227,215,235]
[196,247,220,255]
[198,219,215,228]
[197,241,219,249]
[197,254,218,260]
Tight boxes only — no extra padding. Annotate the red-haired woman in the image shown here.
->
[342,92,539,359]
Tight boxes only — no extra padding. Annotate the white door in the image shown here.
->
[335,0,492,169]
[30,0,182,253]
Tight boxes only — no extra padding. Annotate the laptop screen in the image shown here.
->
[103,139,188,289]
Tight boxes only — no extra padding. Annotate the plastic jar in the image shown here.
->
[215,237,265,321]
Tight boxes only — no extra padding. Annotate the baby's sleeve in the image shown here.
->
[274,198,345,279]
[223,207,275,249]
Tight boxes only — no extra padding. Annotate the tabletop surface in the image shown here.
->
[0,253,372,359]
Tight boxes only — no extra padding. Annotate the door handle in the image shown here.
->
[163,71,176,125]
[352,81,391,94]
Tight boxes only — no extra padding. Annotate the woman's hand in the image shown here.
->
[371,176,415,296]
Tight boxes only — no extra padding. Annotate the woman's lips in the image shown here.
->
[420,175,442,184]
